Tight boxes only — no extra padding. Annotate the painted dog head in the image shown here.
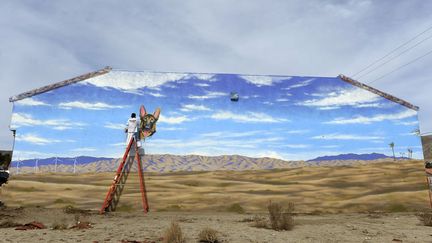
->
[139,105,161,139]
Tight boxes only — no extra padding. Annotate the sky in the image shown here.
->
[1,0,432,151]
[9,71,422,161]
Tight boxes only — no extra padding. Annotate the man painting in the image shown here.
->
[125,113,138,146]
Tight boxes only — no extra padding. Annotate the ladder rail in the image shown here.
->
[135,141,149,213]
[100,136,150,214]
[100,137,135,214]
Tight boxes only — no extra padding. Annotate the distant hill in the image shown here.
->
[307,153,404,162]
[9,154,403,174]
[10,156,114,167]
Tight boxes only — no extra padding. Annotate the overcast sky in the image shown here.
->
[0,0,431,150]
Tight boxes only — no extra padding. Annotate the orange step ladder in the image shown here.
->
[100,136,149,214]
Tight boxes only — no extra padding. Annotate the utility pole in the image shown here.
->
[54,157,58,173]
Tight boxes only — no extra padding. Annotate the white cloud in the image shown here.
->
[210,111,289,123]
[325,109,417,124]
[240,75,290,87]
[10,113,86,130]
[311,133,384,140]
[85,71,188,90]
[192,74,215,81]
[15,134,61,145]
[58,101,125,110]
[15,98,49,106]
[109,142,126,147]
[276,98,290,102]
[180,104,211,112]
[286,129,310,134]
[397,120,419,126]
[85,71,215,92]
[242,95,261,99]
[158,114,189,124]
[201,130,263,138]
[161,127,185,131]
[318,106,340,110]
[256,151,284,159]
[148,92,165,97]
[278,144,310,149]
[188,91,227,99]
[194,83,210,87]
[282,78,315,90]
[300,87,382,109]
[104,122,125,130]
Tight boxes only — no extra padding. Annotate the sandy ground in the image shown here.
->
[0,159,431,242]
[1,160,430,213]
[0,207,431,242]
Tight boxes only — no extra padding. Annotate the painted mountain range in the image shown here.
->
[307,153,407,161]
[10,153,407,174]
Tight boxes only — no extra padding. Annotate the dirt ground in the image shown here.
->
[0,207,431,243]
[1,160,431,242]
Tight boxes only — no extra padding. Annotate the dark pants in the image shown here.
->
[0,171,9,186]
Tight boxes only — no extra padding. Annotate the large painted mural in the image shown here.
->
[9,70,422,171]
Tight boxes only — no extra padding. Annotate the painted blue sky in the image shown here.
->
[10,70,422,161]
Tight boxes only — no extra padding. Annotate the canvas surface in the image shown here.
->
[9,71,422,167]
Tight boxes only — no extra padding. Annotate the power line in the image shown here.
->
[352,24,432,78]
[367,47,432,84]
[357,33,432,79]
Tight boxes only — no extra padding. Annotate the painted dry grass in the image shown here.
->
[1,160,429,213]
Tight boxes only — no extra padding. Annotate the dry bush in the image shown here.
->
[51,219,68,230]
[267,201,295,231]
[226,203,245,214]
[198,227,219,243]
[417,211,432,227]
[163,221,186,243]
[70,214,93,229]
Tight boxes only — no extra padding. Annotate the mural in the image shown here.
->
[9,70,423,171]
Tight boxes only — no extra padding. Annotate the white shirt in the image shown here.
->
[126,118,138,133]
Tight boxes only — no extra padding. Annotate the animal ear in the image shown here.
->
[153,107,161,120]
[140,105,147,118]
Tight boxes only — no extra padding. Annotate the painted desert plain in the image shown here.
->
[0,159,431,242]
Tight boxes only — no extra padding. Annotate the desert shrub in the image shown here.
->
[53,198,66,204]
[163,221,186,243]
[51,219,68,230]
[198,227,219,243]
[387,203,408,212]
[417,211,432,227]
[267,201,294,231]
[226,203,245,214]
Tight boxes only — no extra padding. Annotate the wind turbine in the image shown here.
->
[73,157,77,174]
[54,157,63,173]
[34,158,39,173]
[16,157,21,175]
